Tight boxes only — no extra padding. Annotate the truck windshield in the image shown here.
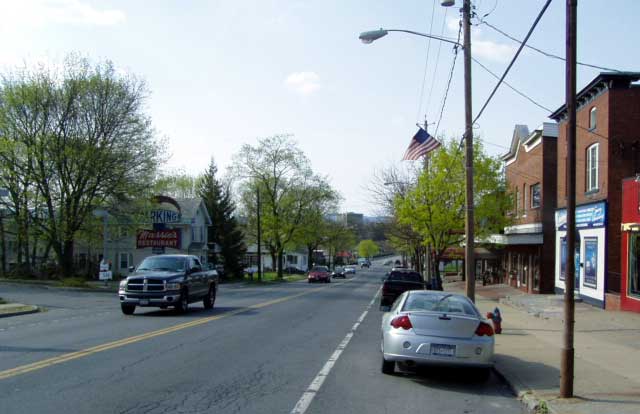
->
[137,256,186,272]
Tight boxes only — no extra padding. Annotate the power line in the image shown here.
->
[478,20,622,73]
[434,19,462,139]
[416,0,438,122]
[425,8,449,118]
[472,0,553,126]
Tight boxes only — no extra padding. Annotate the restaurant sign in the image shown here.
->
[136,229,181,249]
[151,209,181,224]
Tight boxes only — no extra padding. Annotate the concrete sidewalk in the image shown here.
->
[446,281,640,414]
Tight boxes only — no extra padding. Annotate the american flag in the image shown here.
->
[402,127,440,160]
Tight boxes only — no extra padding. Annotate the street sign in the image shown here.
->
[99,261,112,280]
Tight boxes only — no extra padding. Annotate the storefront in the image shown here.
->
[619,178,640,313]
[555,201,607,308]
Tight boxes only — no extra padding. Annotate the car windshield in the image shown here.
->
[389,272,422,282]
[402,293,479,316]
[311,266,328,272]
[137,256,186,272]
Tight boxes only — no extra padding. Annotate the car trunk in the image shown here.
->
[405,312,479,339]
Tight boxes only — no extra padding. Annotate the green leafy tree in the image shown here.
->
[323,221,356,269]
[358,239,380,259]
[395,139,512,286]
[198,158,246,278]
[232,135,336,278]
[0,55,162,277]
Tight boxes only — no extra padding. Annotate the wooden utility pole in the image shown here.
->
[561,0,577,398]
[462,0,475,302]
[256,187,263,282]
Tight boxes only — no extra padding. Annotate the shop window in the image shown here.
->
[520,255,527,286]
[629,235,640,298]
[531,183,541,208]
[583,238,598,288]
[589,107,597,130]
[586,143,599,192]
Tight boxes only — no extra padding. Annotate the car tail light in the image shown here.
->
[390,315,413,330]
[475,321,494,337]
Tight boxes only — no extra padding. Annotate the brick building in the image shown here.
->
[550,72,640,309]
[496,123,558,293]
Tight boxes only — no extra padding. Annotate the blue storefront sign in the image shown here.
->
[555,201,606,230]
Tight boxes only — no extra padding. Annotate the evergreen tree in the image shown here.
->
[198,158,246,278]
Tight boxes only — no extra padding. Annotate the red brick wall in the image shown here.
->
[506,139,544,225]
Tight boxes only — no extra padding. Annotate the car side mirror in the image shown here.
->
[128,266,135,273]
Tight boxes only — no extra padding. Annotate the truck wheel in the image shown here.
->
[203,285,216,309]
[175,289,189,313]
[121,304,135,315]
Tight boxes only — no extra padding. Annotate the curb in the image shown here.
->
[0,305,40,318]
[492,366,556,414]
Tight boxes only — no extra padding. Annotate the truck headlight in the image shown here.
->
[119,280,127,289]
[166,282,181,290]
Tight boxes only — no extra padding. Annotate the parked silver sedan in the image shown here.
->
[344,266,356,274]
[381,290,494,375]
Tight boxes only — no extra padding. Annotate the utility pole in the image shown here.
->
[256,187,263,282]
[561,0,577,398]
[462,0,475,302]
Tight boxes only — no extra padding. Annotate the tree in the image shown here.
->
[154,170,200,199]
[232,135,335,278]
[395,139,512,286]
[358,239,380,259]
[323,221,356,269]
[0,55,162,277]
[198,158,246,278]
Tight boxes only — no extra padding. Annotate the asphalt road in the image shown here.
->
[0,265,522,414]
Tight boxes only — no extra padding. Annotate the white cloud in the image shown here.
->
[285,71,321,95]
[446,17,517,63]
[2,0,126,29]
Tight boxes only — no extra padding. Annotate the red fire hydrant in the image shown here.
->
[486,307,502,334]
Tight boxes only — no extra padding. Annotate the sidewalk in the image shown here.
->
[446,281,640,414]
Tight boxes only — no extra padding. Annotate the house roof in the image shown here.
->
[549,72,640,121]
[501,124,530,161]
[175,198,212,225]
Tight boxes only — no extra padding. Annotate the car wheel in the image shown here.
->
[381,358,395,375]
[120,304,135,315]
[474,367,491,382]
[203,285,216,309]
[175,289,189,313]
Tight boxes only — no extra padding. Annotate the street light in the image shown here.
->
[360,0,476,302]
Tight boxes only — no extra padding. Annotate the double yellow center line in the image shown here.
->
[0,280,348,381]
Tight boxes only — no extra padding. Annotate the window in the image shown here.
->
[531,183,541,208]
[523,184,527,215]
[120,253,129,269]
[286,255,298,265]
[515,188,521,216]
[586,143,599,192]
[589,107,597,130]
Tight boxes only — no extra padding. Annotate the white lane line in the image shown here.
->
[290,286,381,414]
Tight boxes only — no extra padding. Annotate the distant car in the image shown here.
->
[283,266,305,274]
[381,290,494,376]
[380,268,429,310]
[308,266,331,283]
[332,267,346,279]
[344,266,356,274]
[383,260,393,266]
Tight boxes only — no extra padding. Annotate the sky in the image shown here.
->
[1,0,639,215]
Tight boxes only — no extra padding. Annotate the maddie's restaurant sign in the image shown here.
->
[136,229,181,249]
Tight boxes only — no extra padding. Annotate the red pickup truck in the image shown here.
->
[380,268,429,310]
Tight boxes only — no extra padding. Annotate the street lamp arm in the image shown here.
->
[386,29,462,47]
[359,28,462,47]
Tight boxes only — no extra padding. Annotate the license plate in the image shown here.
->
[430,344,456,357]
[139,299,149,305]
